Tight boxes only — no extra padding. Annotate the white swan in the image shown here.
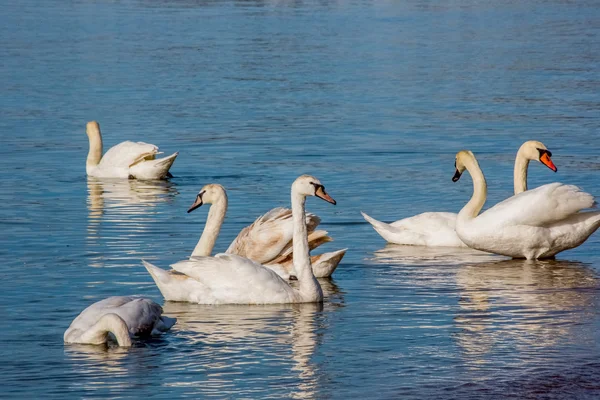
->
[142,175,337,304]
[186,184,345,278]
[361,140,557,247]
[452,150,600,259]
[64,296,176,347]
[85,121,178,180]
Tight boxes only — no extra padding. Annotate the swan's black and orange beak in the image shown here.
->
[452,169,462,182]
[315,185,336,205]
[188,192,204,213]
[538,149,557,172]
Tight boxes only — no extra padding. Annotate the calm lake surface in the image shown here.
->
[2,0,600,398]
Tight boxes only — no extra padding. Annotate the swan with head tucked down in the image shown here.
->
[361,140,557,247]
[64,296,176,347]
[143,175,337,304]
[183,183,345,279]
[452,150,600,259]
[85,121,178,180]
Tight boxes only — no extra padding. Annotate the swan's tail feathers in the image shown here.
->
[361,212,395,240]
[361,211,426,245]
[311,248,347,278]
[142,259,180,301]
[143,260,170,284]
[153,316,177,335]
[308,230,333,251]
[269,230,332,265]
[152,152,178,176]
[131,152,178,180]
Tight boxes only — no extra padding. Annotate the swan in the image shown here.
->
[85,121,178,180]
[142,175,337,304]
[452,150,600,259]
[361,140,557,247]
[185,183,345,278]
[64,296,176,347]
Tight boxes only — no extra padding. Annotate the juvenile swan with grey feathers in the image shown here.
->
[183,183,345,279]
[143,175,337,304]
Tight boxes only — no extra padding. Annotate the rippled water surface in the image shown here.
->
[2,0,600,398]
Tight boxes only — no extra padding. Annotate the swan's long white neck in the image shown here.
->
[191,194,228,257]
[291,188,322,302]
[86,129,103,168]
[81,313,132,347]
[457,155,487,222]
[513,146,530,195]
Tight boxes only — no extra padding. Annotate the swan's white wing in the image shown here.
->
[66,296,134,334]
[477,183,596,228]
[362,211,465,247]
[99,141,159,169]
[226,207,321,264]
[390,211,458,230]
[171,254,297,304]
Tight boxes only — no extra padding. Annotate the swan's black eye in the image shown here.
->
[537,148,552,158]
[310,182,323,194]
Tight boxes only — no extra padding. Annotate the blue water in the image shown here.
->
[2,0,600,398]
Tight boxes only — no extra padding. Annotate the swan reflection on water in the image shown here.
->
[367,244,600,370]
[162,301,329,397]
[369,243,504,266]
[454,258,599,361]
[64,344,131,373]
[86,178,178,267]
[87,178,178,217]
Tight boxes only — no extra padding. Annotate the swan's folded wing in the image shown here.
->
[99,141,160,169]
[171,254,294,304]
[66,296,134,330]
[226,207,321,264]
[478,183,596,228]
[66,296,157,336]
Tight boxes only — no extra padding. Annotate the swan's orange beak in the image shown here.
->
[187,193,204,213]
[540,152,557,172]
[315,186,336,205]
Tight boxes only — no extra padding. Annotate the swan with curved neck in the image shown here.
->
[361,140,557,247]
[452,150,600,259]
[142,175,337,304]
[85,121,178,180]
[64,296,176,347]
[513,140,556,194]
[189,184,228,257]
[186,183,345,278]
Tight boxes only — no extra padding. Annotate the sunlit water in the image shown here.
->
[2,0,600,398]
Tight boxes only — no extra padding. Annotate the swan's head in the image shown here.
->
[86,121,101,137]
[293,175,336,204]
[452,150,476,182]
[188,184,227,213]
[519,140,557,172]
